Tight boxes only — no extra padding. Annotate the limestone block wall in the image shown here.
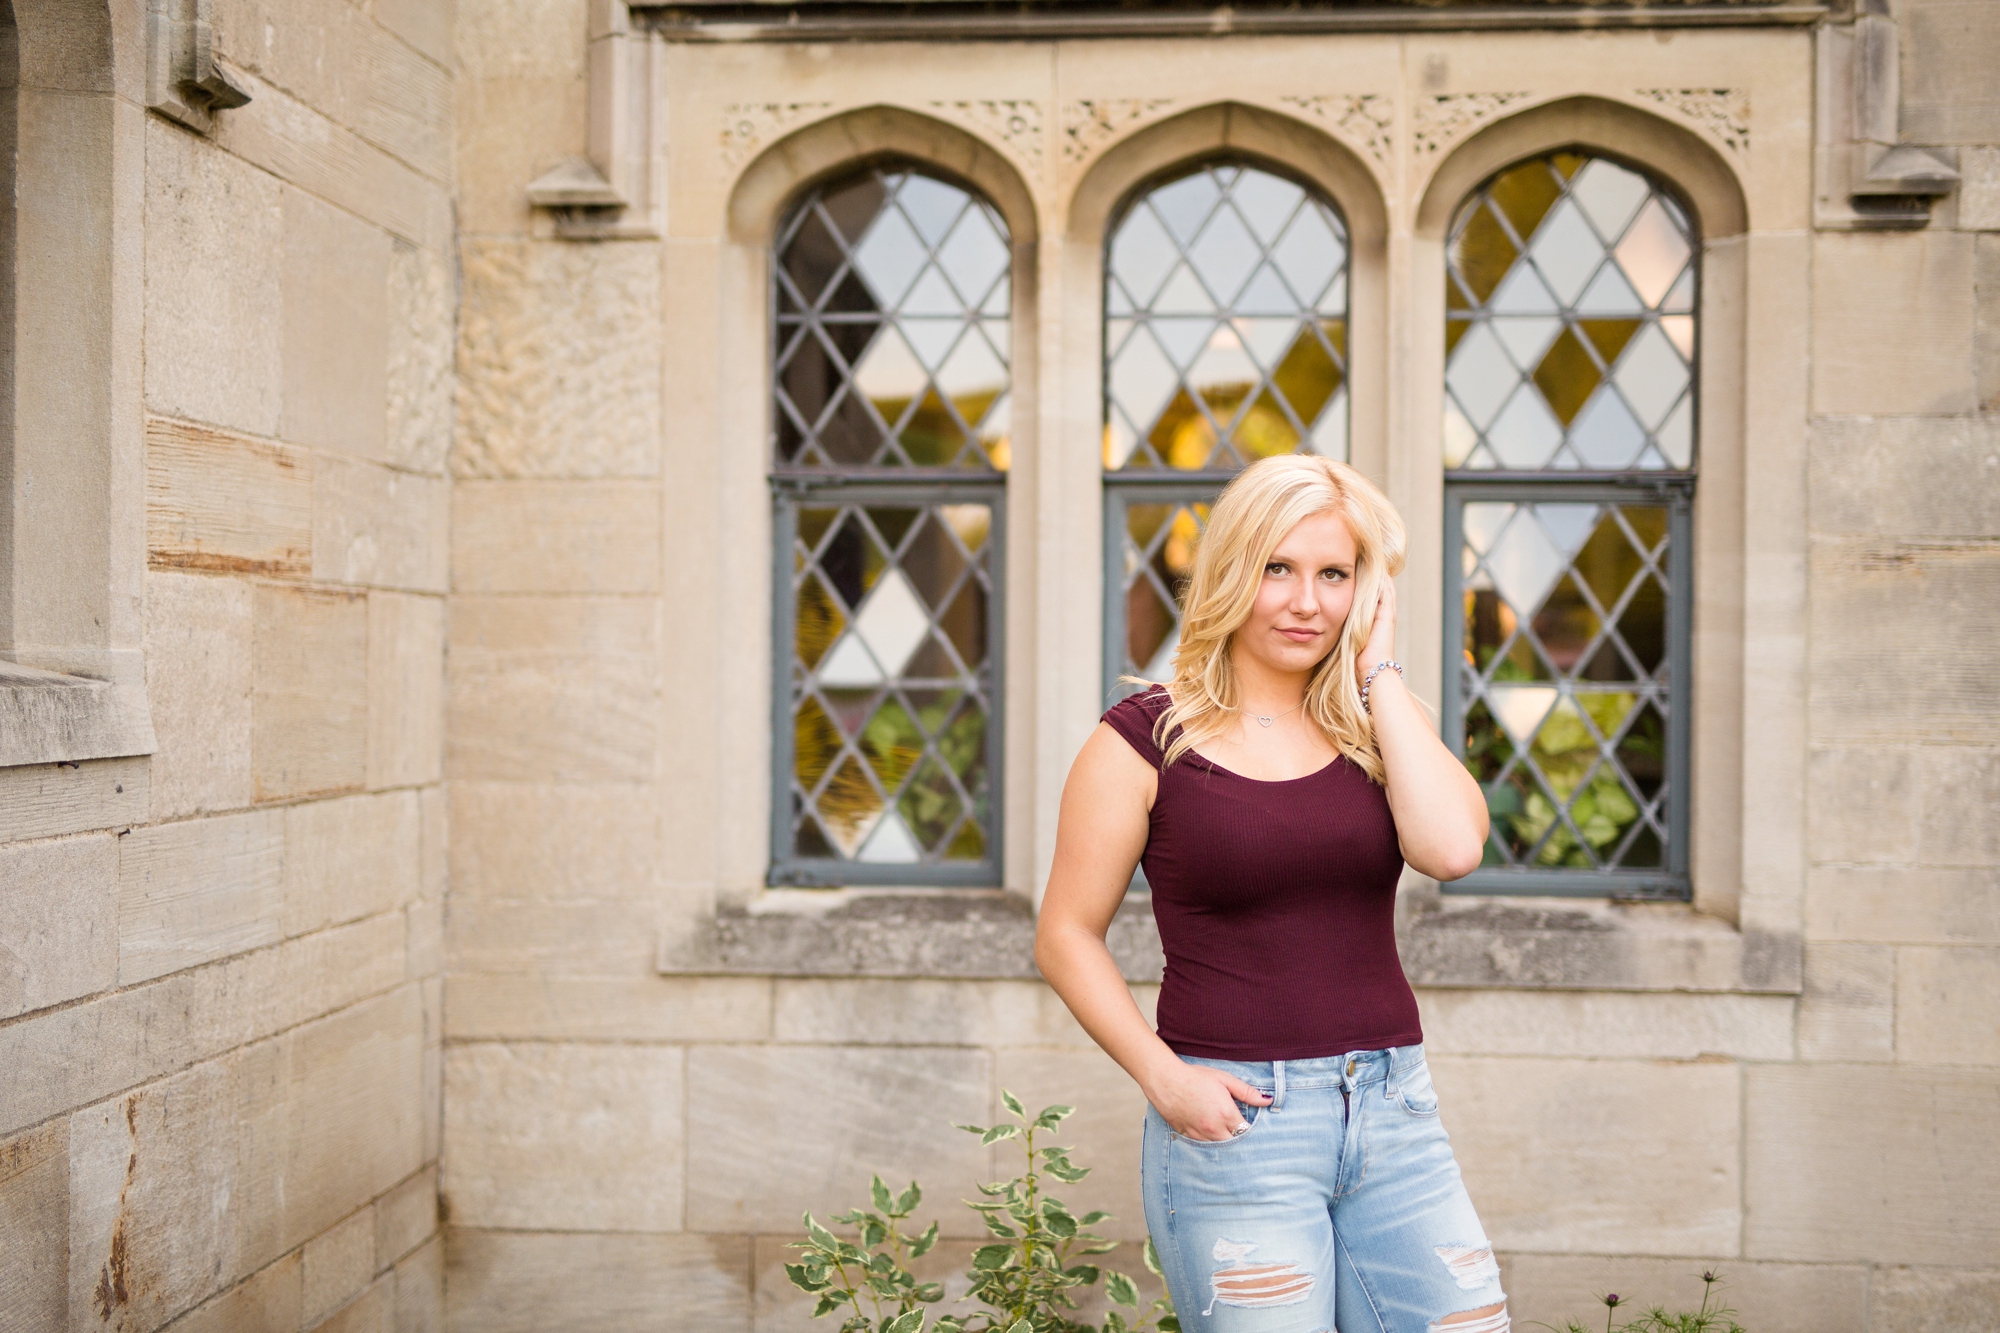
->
[0,1,455,1329]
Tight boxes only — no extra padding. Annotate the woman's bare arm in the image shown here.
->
[1033,722,1269,1141]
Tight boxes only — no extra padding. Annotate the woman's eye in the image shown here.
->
[1321,568,1349,582]
[1266,563,1288,576]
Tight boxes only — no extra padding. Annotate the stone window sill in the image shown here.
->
[0,656,157,768]
[657,881,1802,994]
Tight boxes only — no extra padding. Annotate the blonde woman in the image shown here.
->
[1035,456,1506,1333]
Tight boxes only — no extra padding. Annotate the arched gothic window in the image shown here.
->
[1101,160,1350,697]
[1441,151,1697,897]
[769,163,1009,885]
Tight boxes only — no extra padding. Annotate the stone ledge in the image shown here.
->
[0,651,157,768]
[659,884,1803,995]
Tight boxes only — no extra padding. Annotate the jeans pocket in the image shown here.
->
[1396,1060,1441,1117]
[1172,1097,1266,1146]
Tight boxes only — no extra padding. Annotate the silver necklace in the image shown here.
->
[1245,699,1304,728]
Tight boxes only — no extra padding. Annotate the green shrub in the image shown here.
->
[1541,1271,1747,1333]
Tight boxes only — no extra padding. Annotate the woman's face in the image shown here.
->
[1235,509,1360,678]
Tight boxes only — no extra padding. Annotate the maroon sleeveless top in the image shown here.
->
[1103,686,1423,1060]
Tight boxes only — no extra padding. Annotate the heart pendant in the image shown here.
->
[1255,715,1274,727]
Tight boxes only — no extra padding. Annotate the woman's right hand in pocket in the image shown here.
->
[1145,1061,1271,1141]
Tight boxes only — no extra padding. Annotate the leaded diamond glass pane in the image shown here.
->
[789,500,995,868]
[775,164,1010,472]
[1459,500,1675,873]
[1445,153,1698,473]
[1105,162,1350,471]
[1116,500,1212,684]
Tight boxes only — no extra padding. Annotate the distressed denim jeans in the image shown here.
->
[1141,1047,1507,1333]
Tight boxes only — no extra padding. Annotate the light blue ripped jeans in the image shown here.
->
[1141,1047,1507,1333]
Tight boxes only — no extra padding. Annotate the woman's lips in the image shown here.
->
[1276,627,1320,642]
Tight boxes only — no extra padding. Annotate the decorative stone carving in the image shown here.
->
[1411,92,1532,158]
[1060,99,1175,169]
[1278,94,1394,168]
[719,102,837,170]
[929,100,1045,177]
[1635,88,1753,158]
[526,0,666,239]
[146,0,251,134]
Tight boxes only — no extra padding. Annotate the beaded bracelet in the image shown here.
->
[1360,660,1403,714]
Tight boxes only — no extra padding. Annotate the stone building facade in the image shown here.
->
[0,1,1995,1330]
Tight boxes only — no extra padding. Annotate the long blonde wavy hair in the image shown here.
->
[1146,454,1407,784]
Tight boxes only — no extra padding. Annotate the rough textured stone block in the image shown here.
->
[1497,1255,1865,1333]
[0,1120,67,1333]
[146,571,255,819]
[391,1235,442,1333]
[311,1274,390,1333]
[254,585,369,800]
[1959,146,2000,231]
[0,833,118,1019]
[1808,416,2000,539]
[445,975,772,1042]
[454,240,663,479]
[146,417,313,577]
[446,599,659,782]
[313,456,450,592]
[453,73,585,236]
[304,1208,378,1326]
[118,810,284,984]
[1811,232,1976,417]
[447,782,660,902]
[451,481,662,593]
[1896,946,2000,1065]
[419,785,445,903]
[386,241,454,475]
[0,757,148,843]
[375,1168,438,1271]
[143,118,282,436]
[991,1048,1150,1242]
[1804,748,1917,864]
[444,1230,751,1333]
[160,1253,302,1333]
[1979,234,2000,412]
[1807,867,2000,944]
[772,979,1137,1048]
[372,0,451,66]
[368,593,445,789]
[281,187,390,459]
[406,899,443,983]
[1745,1063,2000,1264]
[1917,748,2000,866]
[442,1043,683,1231]
[1418,989,1793,1060]
[1809,542,2000,745]
[1797,942,1894,1062]
[687,1045,991,1234]
[1430,1056,1740,1256]
[1900,0,2000,143]
[285,791,422,936]
[1869,1265,2000,1332]
[444,899,662,976]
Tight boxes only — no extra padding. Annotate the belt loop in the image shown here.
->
[1271,1060,1287,1112]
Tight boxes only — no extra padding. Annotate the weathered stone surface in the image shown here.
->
[451,481,662,593]
[143,119,283,436]
[118,810,284,984]
[303,1208,378,1327]
[1804,747,1917,864]
[1917,748,2000,866]
[285,790,422,936]
[405,899,443,983]
[1796,942,1894,1062]
[445,899,663,976]
[0,757,149,843]
[0,1119,67,1333]
[1979,234,2000,412]
[773,978,1153,1048]
[1956,146,2000,231]
[454,240,663,479]
[1896,946,2000,1065]
[686,1045,991,1234]
[254,585,369,800]
[446,597,659,782]
[386,241,454,475]
[992,1048,1150,1241]
[311,1273,391,1333]
[444,1230,751,1333]
[447,782,660,902]
[313,456,450,592]
[159,1253,301,1333]
[1869,1265,2000,1332]
[1418,988,1793,1060]
[146,418,313,577]
[1807,867,2000,944]
[446,975,773,1042]
[1745,1063,2000,1264]
[1811,232,1976,417]
[375,1167,439,1271]
[391,1235,442,1333]
[282,186,390,460]
[443,1043,684,1231]
[146,572,256,819]
[373,0,451,67]
[418,785,446,903]
[1431,1056,1741,1256]
[420,978,443,1163]
[0,914,406,1137]
[453,72,586,236]
[1498,1255,1865,1333]
[1900,0,2000,143]
[0,834,117,1019]
[368,593,445,789]
[1808,415,2000,538]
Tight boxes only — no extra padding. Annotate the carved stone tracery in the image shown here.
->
[928,100,1045,178]
[1411,92,1534,158]
[720,102,838,170]
[1634,88,1752,159]
[1060,99,1177,172]
[1278,94,1394,169]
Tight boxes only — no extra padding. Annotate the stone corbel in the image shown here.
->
[527,0,666,239]
[146,0,251,134]
[1815,0,1958,229]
